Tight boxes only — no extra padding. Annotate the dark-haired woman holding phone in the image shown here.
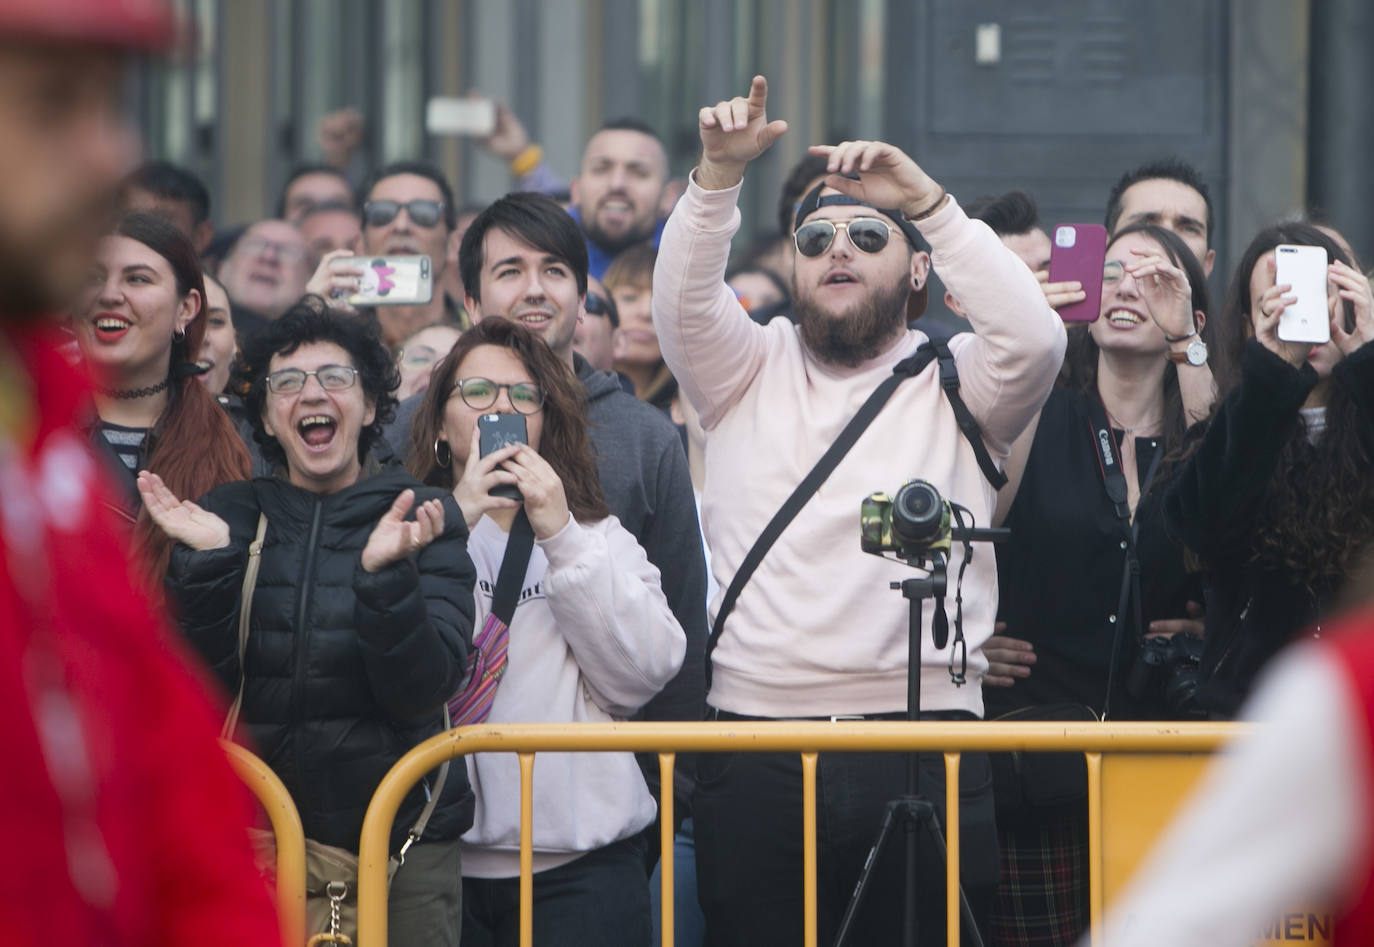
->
[985,224,1216,946]
[1165,221,1374,717]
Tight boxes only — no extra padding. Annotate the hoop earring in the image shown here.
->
[173,329,186,341]
[433,438,452,468]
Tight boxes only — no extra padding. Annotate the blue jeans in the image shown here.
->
[650,818,706,947]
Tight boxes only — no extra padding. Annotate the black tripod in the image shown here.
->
[834,539,1000,947]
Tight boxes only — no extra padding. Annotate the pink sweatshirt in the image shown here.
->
[653,176,1065,718]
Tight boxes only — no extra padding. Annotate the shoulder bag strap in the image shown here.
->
[491,509,535,626]
[1088,394,1165,719]
[398,510,536,863]
[221,512,268,740]
[932,339,1009,490]
[704,345,938,691]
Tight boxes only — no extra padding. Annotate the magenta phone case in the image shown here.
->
[1049,224,1108,323]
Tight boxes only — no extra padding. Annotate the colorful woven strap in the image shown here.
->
[448,509,532,726]
[448,612,511,725]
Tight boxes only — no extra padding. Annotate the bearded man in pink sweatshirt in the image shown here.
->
[653,76,1067,944]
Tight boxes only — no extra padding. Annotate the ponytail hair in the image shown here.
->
[115,214,251,583]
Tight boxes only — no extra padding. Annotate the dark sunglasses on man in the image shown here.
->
[362,199,446,229]
[793,216,898,258]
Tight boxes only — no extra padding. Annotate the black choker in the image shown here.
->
[98,378,170,400]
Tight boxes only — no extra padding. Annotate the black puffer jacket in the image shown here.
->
[166,463,476,851]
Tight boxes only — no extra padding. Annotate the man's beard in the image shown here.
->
[581,201,656,256]
[794,272,911,368]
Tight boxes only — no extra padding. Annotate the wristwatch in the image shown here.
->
[1168,336,1208,367]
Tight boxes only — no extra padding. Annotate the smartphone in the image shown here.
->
[1275,244,1331,344]
[478,413,527,501]
[342,255,433,307]
[426,97,497,137]
[1048,224,1108,323]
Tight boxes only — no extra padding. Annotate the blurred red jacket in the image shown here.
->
[0,326,280,946]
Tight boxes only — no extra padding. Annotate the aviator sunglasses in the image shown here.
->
[362,199,446,229]
[793,217,897,258]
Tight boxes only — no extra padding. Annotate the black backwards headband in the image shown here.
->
[792,180,932,317]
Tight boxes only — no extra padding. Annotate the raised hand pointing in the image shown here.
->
[696,75,789,190]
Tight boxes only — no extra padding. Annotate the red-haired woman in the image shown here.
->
[73,212,250,581]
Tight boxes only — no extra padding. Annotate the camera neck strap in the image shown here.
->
[1087,393,1164,719]
[704,339,1003,694]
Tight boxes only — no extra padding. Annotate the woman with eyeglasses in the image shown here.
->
[983,224,1216,946]
[408,318,685,947]
[139,297,477,946]
[73,212,250,586]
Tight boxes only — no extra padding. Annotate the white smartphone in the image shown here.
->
[341,255,434,307]
[426,97,497,137]
[1274,244,1331,344]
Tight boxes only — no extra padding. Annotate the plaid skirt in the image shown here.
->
[989,806,1089,947]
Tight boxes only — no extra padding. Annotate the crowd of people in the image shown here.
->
[6,2,1374,944]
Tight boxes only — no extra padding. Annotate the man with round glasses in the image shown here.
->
[654,76,1067,944]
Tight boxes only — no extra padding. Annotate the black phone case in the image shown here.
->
[478,414,526,501]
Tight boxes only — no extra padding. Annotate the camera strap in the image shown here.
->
[1086,393,1163,719]
[704,340,1003,692]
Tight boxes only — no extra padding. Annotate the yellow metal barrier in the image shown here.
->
[355,720,1276,947]
[223,740,308,947]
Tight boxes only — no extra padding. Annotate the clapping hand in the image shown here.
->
[360,489,445,573]
[696,75,789,190]
[136,470,231,551]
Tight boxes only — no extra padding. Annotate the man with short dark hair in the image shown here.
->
[458,189,708,885]
[1105,157,1216,275]
[657,76,1065,946]
[277,162,353,222]
[479,103,675,278]
[122,158,214,252]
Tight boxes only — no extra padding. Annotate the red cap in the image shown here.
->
[0,0,176,51]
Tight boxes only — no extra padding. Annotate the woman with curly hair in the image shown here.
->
[139,299,477,945]
[1165,221,1374,717]
[408,318,684,946]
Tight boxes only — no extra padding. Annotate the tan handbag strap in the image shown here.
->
[221,512,268,740]
[396,705,450,867]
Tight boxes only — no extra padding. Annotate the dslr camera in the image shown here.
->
[861,479,953,559]
[1125,632,1205,719]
